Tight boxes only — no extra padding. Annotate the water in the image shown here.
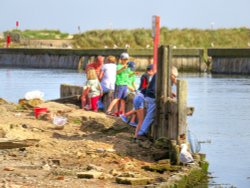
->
[1,68,250,188]
[0,68,85,102]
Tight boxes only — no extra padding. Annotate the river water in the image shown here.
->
[0,68,250,188]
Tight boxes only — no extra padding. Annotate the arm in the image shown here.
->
[99,70,104,81]
[116,64,127,74]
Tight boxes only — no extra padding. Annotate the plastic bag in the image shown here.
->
[24,90,44,100]
[52,116,67,126]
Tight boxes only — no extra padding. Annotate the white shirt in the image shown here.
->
[101,63,117,91]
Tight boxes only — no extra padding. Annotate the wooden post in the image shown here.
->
[154,45,172,140]
[177,80,188,144]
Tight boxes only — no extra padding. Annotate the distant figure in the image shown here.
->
[179,143,194,165]
[81,68,103,112]
[6,33,11,48]
[99,55,117,93]
[171,66,178,98]
[86,56,104,80]
[106,52,130,116]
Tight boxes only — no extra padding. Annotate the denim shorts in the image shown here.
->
[114,85,127,99]
[133,95,144,110]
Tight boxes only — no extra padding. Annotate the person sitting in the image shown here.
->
[137,66,179,139]
[120,64,155,127]
[81,68,103,112]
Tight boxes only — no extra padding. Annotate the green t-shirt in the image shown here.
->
[127,70,136,88]
[115,63,129,85]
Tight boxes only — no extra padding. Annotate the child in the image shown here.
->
[106,52,130,115]
[81,68,103,112]
[127,61,137,93]
[120,91,145,139]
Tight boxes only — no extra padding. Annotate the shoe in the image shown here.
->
[129,122,137,127]
[137,135,148,141]
[119,114,128,123]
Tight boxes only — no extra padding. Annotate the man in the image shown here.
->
[137,66,178,138]
[85,55,104,80]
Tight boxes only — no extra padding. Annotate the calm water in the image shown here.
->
[0,68,250,188]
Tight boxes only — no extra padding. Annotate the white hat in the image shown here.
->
[120,52,129,60]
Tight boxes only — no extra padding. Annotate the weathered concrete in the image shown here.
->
[208,48,250,75]
[0,48,205,71]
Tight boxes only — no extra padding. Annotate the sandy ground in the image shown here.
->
[0,99,189,188]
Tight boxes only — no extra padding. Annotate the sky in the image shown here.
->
[1,0,250,34]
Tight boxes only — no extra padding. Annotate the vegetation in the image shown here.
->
[3,29,70,42]
[2,27,250,49]
[73,27,250,49]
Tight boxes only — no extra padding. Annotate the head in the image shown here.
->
[146,64,155,76]
[120,52,129,65]
[171,66,178,84]
[107,56,116,64]
[86,68,97,80]
[95,55,104,66]
[127,61,136,71]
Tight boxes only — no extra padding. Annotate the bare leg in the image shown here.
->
[119,99,125,114]
[106,98,120,113]
[134,108,144,138]
[130,114,136,123]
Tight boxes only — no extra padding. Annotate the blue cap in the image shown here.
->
[127,61,136,71]
[146,64,154,71]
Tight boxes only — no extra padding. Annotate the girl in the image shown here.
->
[81,68,103,112]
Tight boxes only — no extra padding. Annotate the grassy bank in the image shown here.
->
[2,27,250,49]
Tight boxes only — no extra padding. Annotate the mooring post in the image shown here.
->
[177,80,188,144]
[154,45,172,140]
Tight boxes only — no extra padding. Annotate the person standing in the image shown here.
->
[99,56,117,93]
[85,55,104,80]
[106,52,130,115]
[81,68,103,112]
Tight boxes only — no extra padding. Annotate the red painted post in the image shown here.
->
[16,21,19,29]
[152,15,160,72]
[6,34,11,48]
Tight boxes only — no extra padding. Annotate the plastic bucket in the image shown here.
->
[34,107,48,118]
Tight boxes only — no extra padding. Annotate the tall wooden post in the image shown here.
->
[154,45,172,140]
[177,80,188,144]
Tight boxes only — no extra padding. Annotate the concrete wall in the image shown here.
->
[0,48,204,71]
[208,48,250,75]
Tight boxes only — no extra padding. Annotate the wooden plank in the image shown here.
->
[177,80,188,144]
[0,139,39,149]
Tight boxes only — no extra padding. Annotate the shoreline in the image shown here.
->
[0,98,208,187]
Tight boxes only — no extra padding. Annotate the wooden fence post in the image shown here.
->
[177,80,188,144]
[154,45,172,140]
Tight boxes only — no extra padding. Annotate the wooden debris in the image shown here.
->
[0,138,39,149]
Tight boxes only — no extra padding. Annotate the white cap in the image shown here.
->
[120,52,129,60]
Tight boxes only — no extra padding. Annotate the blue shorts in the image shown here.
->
[114,85,127,99]
[133,94,144,110]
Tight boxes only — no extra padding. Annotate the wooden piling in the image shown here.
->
[154,46,172,140]
[177,80,188,144]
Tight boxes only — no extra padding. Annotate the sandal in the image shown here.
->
[106,111,115,116]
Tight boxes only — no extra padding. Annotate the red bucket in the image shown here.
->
[34,107,48,119]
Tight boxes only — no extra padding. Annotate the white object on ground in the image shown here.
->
[24,90,44,100]
[52,116,67,126]
[180,143,194,164]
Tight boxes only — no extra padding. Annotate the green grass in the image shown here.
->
[3,27,250,49]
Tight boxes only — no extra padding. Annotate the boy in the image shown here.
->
[106,52,130,115]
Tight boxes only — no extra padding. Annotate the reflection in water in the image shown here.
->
[1,68,250,188]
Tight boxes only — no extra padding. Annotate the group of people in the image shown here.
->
[81,52,178,141]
